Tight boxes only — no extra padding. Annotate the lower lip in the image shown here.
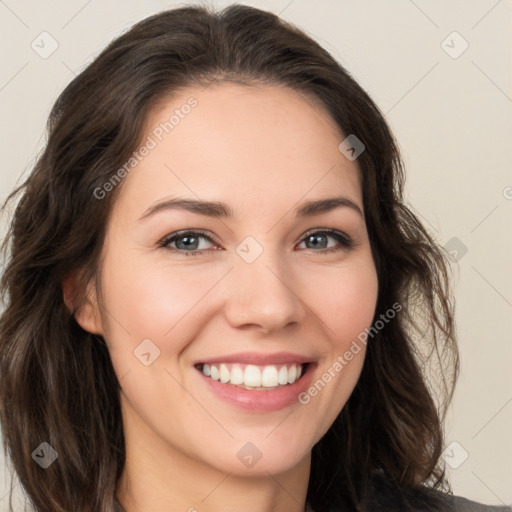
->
[196,363,316,412]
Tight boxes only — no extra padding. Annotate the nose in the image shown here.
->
[222,247,307,334]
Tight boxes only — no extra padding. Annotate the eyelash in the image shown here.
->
[158,229,355,256]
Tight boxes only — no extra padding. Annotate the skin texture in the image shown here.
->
[73,83,379,512]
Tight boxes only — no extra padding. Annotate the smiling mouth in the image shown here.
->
[194,362,310,391]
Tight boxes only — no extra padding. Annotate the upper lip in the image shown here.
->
[195,351,315,366]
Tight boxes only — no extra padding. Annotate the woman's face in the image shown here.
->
[83,82,378,476]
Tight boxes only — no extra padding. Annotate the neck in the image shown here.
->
[115,394,313,512]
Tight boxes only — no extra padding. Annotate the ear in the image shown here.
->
[61,271,104,335]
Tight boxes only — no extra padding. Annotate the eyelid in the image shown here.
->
[158,227,355,254]
[158,229,219,249]
[301,227,351,242]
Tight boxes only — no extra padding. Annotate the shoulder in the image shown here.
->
[327,474,512,512]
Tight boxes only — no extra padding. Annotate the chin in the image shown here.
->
[198,440,310,477]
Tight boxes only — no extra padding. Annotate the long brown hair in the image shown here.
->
[0,4,459,511]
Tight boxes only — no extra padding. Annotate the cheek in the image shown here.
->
[309,259,379,347]
[299,260,378,430]
[102,257,218,337]
[99,259,217,416]
[98,255,232,379]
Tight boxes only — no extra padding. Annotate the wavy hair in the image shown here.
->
[0,4,459,512]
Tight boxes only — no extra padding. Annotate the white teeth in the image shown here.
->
[244,365,261,387]
[210,365,220,380]
[230,364,244,385]
[261,366,278,387]
[288,364,297,383]
[278,365,288,385]
[201,363,304,388]
[219,363,230,383]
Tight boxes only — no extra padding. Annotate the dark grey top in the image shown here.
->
[114,488,512,512]
[323,474,512,512]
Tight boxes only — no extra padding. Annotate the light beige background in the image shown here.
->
[0,0,511,509]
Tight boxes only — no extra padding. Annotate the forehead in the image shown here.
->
[114,82,362,219]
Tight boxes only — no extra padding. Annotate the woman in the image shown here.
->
[0,4,509,512]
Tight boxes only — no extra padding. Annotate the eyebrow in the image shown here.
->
[138,195,364,221]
